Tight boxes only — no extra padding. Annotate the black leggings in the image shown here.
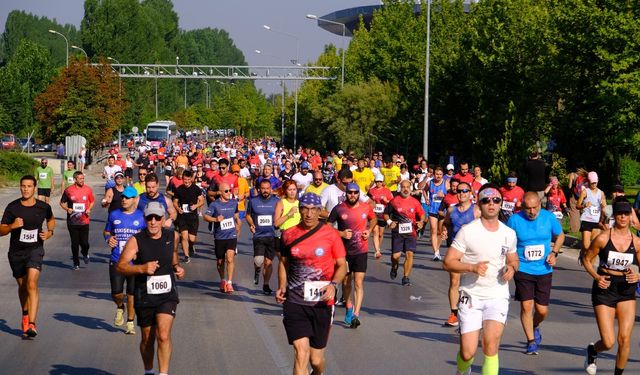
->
[68,225,90,266]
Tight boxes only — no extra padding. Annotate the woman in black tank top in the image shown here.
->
[581,199,640,374]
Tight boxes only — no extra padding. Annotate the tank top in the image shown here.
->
[580,188,602,223]
[279,198,300,230]
[598,230,638,272]
[133,229,179,307]
[450,203,476,239]
[428,180,447,215]
[108,187,124,213]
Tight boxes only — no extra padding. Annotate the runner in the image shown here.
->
[35,157,55,204]
[116,202,185,375]
[499,172,525,223]
[507,192,564,355]
[320,169,369,220]
[419,166,447,261]
[440,181,480,327]
[138,173,177,229]
[443,184,518,375]
[544,176,568,222]
[352,157,375,194]
[577,171,606,257]
[246,179,280,295]
[60,171,95,269]
[102,171,126,213]
[172,170,204,263]
[292,161,313,193]
[0,175,55,338]
[368,174,393,258]
[204,182,241,293]
[452,162,474,185]
[384,180,425,286]
[133,167,149,195]
[276,192,347,375]
[582,199,639,375]
[102,155,122,191]
[60,160,77,192]
[327,183,376,328]
[304,171,329,196]
[274,180,301,233]
[104,186,146,334]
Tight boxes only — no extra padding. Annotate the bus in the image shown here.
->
[145,121,177,149]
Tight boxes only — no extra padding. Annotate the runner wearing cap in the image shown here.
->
[102,171,126,213]
[443,184,518,375]
[102,155,122,191]
[444,163,455,182]
[292,161,313,193]
[116,201,185,375]
[582,198,640,375]
[277,192,347,375]
[104,186,146,334]
[578,171,607,257]
[368,173,393,257]
[35,158,55,204]
[384,180,426,286]
[328,183,376,328]
[60,171,95,269]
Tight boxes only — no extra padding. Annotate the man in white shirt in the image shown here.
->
[292,161,314,192]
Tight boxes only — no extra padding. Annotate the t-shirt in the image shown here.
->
[173,184,202,216]
[62,169,77,187]
[212,172,238,190]
[328,202,375,256]
[453,173,474,185]
[103,165,122,181]
[386,195,425,238]
[61,184,94,226]
[380,167,400,192]
[305,182,329,196]
[36,166,54,189]
[507,209,562,276]
[499,185,525,221]
[236,177,250,211]
[206,199,239,239]
[292,172,313,191]
[104,209,146,263]
[352,168,375,193]
[321,184,369,215]
[368,186,394,220]
[1,199,53,253]
[246,195,280,238]
[451,219,517,300]
[281,223,346,307]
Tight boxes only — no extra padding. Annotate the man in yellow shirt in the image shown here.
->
[305,171,329,196]
[352,157,375,193]
[380,160,401,193]
[334,150,344,171]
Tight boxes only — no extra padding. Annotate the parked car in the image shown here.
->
[35,143,53,152]
[18,138,36,152]
[1,133,16,150]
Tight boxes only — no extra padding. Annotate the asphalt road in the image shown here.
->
[0,167,639,375]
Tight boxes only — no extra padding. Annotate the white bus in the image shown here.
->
[145,120,177,149]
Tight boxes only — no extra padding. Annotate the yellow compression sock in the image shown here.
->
[456,351,474,373]
[481,354,499,375]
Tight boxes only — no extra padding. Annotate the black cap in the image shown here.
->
[613,184,624,193]
[612,201,632,215]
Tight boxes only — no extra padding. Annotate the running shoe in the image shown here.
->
[263,284,273,296]
[225,282,234,294]
[335,297,345,306]
[114,307,125,326]
[455,368,471,375]
[390,265,398,280]
[585,343,597,375]
[26,323,37,338]
[526,342,539,355]
[401,276,411,286]
[220,280,227,292]
[444,312,459,327]
[350,315,361,329]
[83,254,90,265]
[432,252,442,262]
[184,256,191,264]
[344,307,354,325]
[125,321,136,335]
[72,265,80,271]
[21,315,29,334]
[254,268,260,285]
[534,327,542,346]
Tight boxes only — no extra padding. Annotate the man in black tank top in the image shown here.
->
[102,171,125,213]
[117,202,184,375]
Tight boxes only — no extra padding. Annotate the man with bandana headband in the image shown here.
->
[499,172,525,223]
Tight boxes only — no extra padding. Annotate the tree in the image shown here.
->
[34,57,127,147]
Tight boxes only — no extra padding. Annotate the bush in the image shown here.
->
[0,151,38,186]
[620,156,640,187]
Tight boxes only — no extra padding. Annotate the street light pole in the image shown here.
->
[48,29,69,67]
[423,0,431,161]
[71,45,88,59]
[306,14,346,89]
[203,80,210,108]
[108,57,123,148]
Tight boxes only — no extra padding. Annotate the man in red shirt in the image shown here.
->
[368,174,394,256]
[499,172,525,223]
[328,183,376,328]
[277,193,347,375]
[212,159,239,197]
[60,171,95,269]
[384,180,425,286]
[452,161,474,185]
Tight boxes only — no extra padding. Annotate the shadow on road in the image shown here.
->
[53,313,120,332]
[396,330,459,344]
[361,306,441,325]
[49,364,115,375]
[42,260,73,270]
[0,319,24,337]
[78,290,112,301]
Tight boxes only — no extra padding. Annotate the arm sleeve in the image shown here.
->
[327,206,338,224]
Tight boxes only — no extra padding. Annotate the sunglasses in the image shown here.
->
[139,173,147,176]
[145,215,163,222]
[314,178,323,181]
[479,197,502,205]
[121,196,134,200]
[222,189,230,193]
[457,189,471,194]
[346,191,359,195]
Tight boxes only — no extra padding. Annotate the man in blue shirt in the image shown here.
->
[246,179,280,295]
[104,186,146,334]
[204,182,241,294]
[507,191,564,355]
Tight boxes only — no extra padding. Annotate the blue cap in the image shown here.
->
[345,183,360,193]
[122,186,138,198]
[299,193,322,208]
[301,161,310,169]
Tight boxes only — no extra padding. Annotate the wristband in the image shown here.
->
[330,281,338,287]
[104,234,111,242]
[552,251,559,256]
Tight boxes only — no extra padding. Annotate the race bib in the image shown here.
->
[20,229,38,243]
[166,166,172,171]
[146,274,172,295]
[118,240,127,251]
[502,201,515,212]
[606,251,634,271]
[220,217,235,230]
[257,215,272,226]
[182,204,190,213]
[553,211,563,220]
[524,244,545,261]
[72,203,86,213]
[67,177,74,183]
[39,172,48,179]
[589,206,600,216]
[458,290,473,309]
[374,204,385,214]
[304,280,330,302]
[433,195,443,203]
[398,222,413,234]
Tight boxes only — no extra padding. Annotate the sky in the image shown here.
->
[0,0,373,94]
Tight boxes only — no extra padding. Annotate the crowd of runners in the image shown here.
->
[1,134,639,375]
